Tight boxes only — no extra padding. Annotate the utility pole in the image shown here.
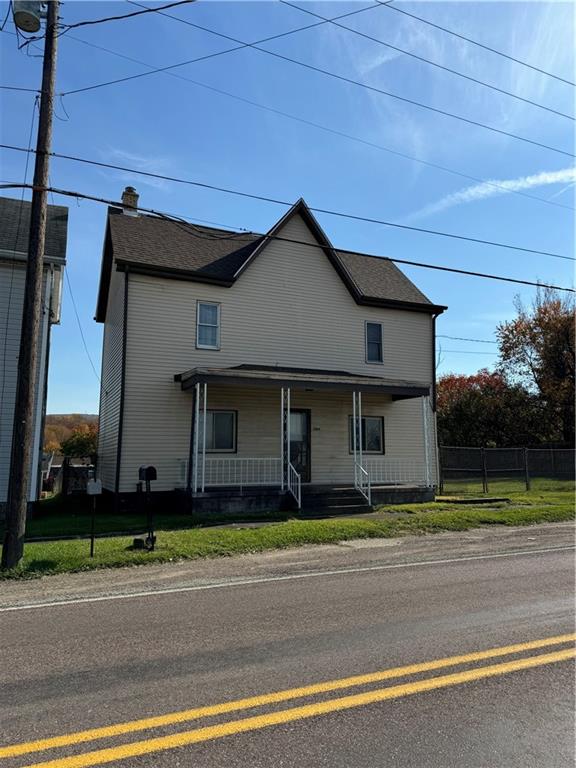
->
[2,0,59,569]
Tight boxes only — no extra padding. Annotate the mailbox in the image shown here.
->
[138,465,157,482]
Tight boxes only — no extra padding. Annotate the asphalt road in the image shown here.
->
[1,524,574,768]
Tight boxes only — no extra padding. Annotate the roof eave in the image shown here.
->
[115,259,234,287]
[357,296,448,315]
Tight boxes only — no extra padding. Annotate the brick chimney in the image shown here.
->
[121,186,139,215]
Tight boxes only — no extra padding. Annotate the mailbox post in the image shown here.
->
[138,466,157,551]
[86,477,102,558]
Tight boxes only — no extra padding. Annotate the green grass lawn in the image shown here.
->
[1,484,573,580]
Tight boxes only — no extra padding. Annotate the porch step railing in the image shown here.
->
[354,461,371,505]
[287,462,301,509]
[365,458,427,486]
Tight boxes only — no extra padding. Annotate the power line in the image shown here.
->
[1,182,573,294]
[378,1,575,87]
[63,270,101,383]
[59,3,386,96]
[437,334,498,344]
[1,144,573,261]
[4,28,573,212]
[48,32,574,213]
[437,349,499,355]
[436,347,499,356]
[281,1,573,121]
[0,84,41,92]
[58,0,197,33]
[65,3,574,159]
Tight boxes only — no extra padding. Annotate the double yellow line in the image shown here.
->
[3,634,574,768]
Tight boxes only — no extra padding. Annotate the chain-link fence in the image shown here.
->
[439,446,575,494]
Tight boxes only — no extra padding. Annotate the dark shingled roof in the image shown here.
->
[107,211,262,280]
[96,199,446,321]
[335,249,432,306]
[0,196,68,261]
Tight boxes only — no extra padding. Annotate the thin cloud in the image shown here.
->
[404,167,576,220]
[100,148,172,191]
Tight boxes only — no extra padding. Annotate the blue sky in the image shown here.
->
[1,0,574,413]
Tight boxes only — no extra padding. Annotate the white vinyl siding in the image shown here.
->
[97,268,125,491]
[110,212,436,492]
[0,261,52,504]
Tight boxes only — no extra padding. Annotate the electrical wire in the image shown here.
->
[1,182,573,294]
[437,349,499,355]
[0,84,42,92]
[63,35,576,213]
[64,270,101,383]
[0,1,12,31]
[112,1,574,158]
[280,1,573,121]
[57,0,197,33]
[437,335,498,344]
[1,144,572,261]
[377,1,575,87]
[3,27,573,212]
[60,3,389,96]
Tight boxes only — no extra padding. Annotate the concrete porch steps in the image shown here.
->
[300,486,371,516]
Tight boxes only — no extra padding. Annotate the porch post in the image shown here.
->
[287,387,291,468]
[201,382,207,492]
[193,382,200,493]
[280,387,284,490]
[422,395,431,486]
[358,391,363,469]
[352,390,357,470]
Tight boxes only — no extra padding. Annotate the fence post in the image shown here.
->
[439,448,444,494]
[524,448,531,491]
[481,448,488,494]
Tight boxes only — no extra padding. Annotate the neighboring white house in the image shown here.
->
[0,196,67,513]
[96,188,446,513]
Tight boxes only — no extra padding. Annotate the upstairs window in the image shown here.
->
[366,322,383,363]
[197,301,220,349]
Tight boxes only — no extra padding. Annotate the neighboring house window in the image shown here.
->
[206,411,236,452]
[348,416,385,454]
[197,302,220,349]
[366,322,383,363]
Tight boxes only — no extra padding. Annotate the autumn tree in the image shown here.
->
[497,288,575,445]
[437,370,547,447]
[60,424,98,459]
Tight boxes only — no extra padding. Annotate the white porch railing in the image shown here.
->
[287,462,301,508]
[365,458,427,486]
[354,461,371,505]
[182,457,282,490]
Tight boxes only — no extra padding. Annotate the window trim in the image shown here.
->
[365,321,383,364]
[196,301,221,350]
[205,409,237,454]
[348,415,385,455]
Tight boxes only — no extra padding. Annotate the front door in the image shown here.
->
[290,409,311,483]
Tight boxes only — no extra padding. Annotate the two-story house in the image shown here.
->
[0,196,67,515]
[96,188,446,514]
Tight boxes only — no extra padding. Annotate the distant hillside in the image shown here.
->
[44,414,98,452]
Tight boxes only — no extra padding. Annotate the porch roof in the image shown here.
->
[174,364,430,399]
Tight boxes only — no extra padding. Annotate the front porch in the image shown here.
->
[174,365,437,514]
